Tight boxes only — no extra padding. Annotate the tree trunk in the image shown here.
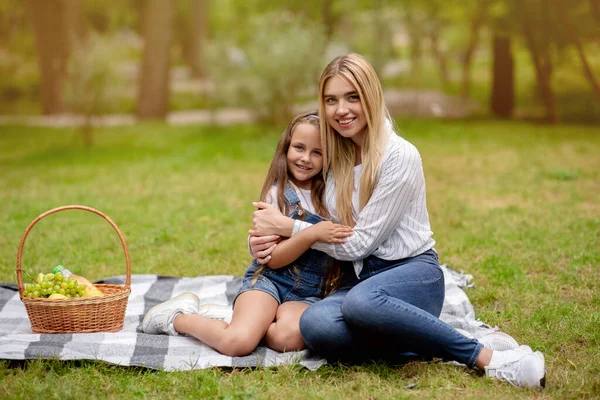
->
[136,0,174,120]
[553,0,600,101]
[490,34,514,119]
[461,0,487,99]
[404,12,423,84]
[591,0,600,23]
[64,0,88,44]
[24,0,71,114]
[372,0,386,76]
[188,0,208,78]
[522,14,559,123]
[430,31,449,89]
[322,0,337,42]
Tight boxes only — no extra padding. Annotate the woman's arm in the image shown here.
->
[251,202,296,237]
[266,222,352,269]
[252,141,426,261]
[309,142,424,260]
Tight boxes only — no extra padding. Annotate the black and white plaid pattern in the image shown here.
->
[0,265,495,370]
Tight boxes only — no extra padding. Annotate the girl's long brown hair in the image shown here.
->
[252,111,341,295]
[259,111,328,218]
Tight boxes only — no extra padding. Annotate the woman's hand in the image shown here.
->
[250,202,294,237]
[249,235,280,264]
[311,221,353,244]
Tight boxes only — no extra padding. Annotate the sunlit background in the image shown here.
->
[1,0,599,125]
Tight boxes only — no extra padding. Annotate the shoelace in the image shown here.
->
[496,356,532,387]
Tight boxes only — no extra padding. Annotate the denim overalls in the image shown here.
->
[235,185,331,305]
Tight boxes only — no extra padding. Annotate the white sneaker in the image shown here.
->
[485,345,546,389]
[141,292,200,335]
[198,303,233,324]
[479,331,520,351]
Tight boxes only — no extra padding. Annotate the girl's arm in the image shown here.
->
[252,141,425,261]
[266,222,352,269]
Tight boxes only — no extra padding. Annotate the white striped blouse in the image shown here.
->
[292,128,436,277]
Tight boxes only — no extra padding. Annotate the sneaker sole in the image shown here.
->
[535,352,546,388]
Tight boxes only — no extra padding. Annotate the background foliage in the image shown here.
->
[1,0,599,123]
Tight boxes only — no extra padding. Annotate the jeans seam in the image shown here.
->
[376,267,443,290]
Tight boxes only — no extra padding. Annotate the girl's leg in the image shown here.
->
[341,255,484,368]
[263,301,309,352]
[174,291,278,357]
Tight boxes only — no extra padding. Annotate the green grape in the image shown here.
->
[23,290,29,297]
[58,288,66,295]
[67,280,76,288]
[44,273,54,281]
[32,290,40,298]
[55,273,64,282]
[77,284,86,293]
[40,288,48,296]
[53,284,60,292]
[60,282,68,289]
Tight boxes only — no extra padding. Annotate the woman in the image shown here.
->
[249,53,546,389]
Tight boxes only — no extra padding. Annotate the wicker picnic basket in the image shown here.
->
[15,205,131,334]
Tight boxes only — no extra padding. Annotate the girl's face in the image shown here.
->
[323,75,367,147]
[287,123,323,189]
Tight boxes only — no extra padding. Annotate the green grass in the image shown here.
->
[0,119,599,399]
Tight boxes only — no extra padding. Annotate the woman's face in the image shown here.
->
[323,75,367,147]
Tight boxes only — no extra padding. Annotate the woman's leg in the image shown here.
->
[174,291,278,357]
[263,301,309,352]
[299,288,354,356]
[341,255,484,368]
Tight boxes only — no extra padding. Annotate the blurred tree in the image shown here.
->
[591,0,600,22]
[136,0,174,120]
[24,0,87,114]
[322,0,339,42]
[400,1,426,83]
[64,34,123,147]
[488,1,515,118]
[490,34,514,118]
[176,0,209,78]
[520,0,559,123]
[205,12,326,124]
[552,0,600,102]
[460,0,489,99]
[188,0,209,78]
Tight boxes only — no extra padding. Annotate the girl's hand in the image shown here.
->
[250,202,292,236]
[312,221,353,244]
[249,235,280,264]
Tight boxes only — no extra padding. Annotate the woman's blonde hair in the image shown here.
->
[318,53,391,227]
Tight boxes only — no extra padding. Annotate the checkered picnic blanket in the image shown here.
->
[0,265,495,370]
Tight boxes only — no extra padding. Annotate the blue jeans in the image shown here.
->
[299,250,483,368]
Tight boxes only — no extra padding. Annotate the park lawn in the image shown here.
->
[0,119,598,399]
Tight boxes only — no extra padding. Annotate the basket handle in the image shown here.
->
[15,205,131,293]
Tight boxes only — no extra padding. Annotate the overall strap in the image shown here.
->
[283,183,301,207]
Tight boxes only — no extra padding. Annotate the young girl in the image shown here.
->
[141,111,352,357]
[250,54,546,389]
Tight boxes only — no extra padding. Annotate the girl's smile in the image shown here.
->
[287,123,323,189]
